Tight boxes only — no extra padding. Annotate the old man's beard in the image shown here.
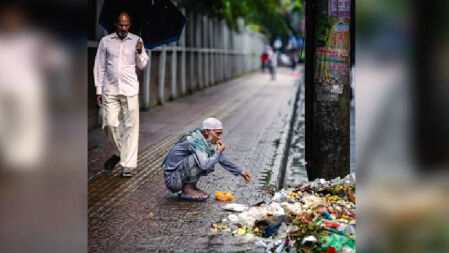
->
[205,134,213,143]
[206,135,218,149]
[117,30,128,39]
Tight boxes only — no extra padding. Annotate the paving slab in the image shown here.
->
[88,68,302,252]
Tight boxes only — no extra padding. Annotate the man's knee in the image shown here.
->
[186,166,207,184]
[165,173,183,193]
[102,115,120,129]
[103,125,118,136]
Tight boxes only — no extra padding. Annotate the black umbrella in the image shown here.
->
[99,0,186,49]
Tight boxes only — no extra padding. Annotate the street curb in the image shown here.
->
[268,77,303,190]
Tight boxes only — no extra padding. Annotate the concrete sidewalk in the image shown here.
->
[88,67,302,252]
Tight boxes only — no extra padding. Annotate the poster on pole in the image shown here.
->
[329,0,351,19]
[314,14,351,102]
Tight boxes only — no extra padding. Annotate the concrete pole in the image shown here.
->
[305,0,352,180]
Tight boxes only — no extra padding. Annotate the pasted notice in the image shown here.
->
[316,84,339,102]
[329,0,351,19]
[314,15,350,102]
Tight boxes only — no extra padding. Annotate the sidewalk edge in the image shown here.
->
[268,77,303,190]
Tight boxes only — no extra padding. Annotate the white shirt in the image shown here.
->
[269,51,278,67]
[94,32,149,96]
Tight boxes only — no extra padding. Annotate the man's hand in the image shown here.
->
[217,140,225,153]
[136,41,143,54]
[96,95,102,107]
[240,171,251,183]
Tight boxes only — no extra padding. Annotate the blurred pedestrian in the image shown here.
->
[260,51,268,72]
[93,11,148,177]
[0,4,66,170]
[267,49,278,81]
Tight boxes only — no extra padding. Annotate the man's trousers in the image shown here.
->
[102,95,139,169]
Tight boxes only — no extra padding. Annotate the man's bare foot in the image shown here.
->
[193,183,208,196]
[182,183,207,199]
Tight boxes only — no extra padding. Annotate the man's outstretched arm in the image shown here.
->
[219,155,251,182]
[218,154,242,176]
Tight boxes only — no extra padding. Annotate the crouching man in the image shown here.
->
[162,118,251,201]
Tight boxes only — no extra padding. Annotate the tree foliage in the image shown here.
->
[182,0,303,41]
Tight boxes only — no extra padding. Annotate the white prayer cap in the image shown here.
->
[202,118,223,130]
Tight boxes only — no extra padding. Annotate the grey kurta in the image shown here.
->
[163,129,242,192]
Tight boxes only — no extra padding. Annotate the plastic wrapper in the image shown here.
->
[214,190,234,201]
[211,173,356,253]
[222,203,248,212]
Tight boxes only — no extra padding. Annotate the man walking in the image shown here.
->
[163,118,251,201]
[94,11,149,177]
[268,48,278,81]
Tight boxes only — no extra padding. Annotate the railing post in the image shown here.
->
[180,7,186,96]
[232,29,235,77]
[222,25,226,81]
[170,44,177,100]
[196,14,203,89]
[169,2,178,100]
[209,19,215,86]
[237,32,240,75]
[219,23,224,82]
[142,49,151,109]
[189,11,195,93]
[157,45,166,104]
[203,15,209,88]
[226,26,230,80]
[215,20,218,84]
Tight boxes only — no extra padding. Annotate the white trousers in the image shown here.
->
[0,89,45,169]
[102,95,139,169]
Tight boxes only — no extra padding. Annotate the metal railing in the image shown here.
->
[89,2,266,110]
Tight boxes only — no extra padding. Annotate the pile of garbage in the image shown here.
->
[211,173,356,253]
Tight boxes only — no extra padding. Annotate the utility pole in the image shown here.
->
[305,0,353,180]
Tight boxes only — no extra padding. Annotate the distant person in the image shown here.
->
[93,11,149,177]
[290,53,297,70]
[162,118,251,201]
[268,49,278,81]
[260,51,268,72]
